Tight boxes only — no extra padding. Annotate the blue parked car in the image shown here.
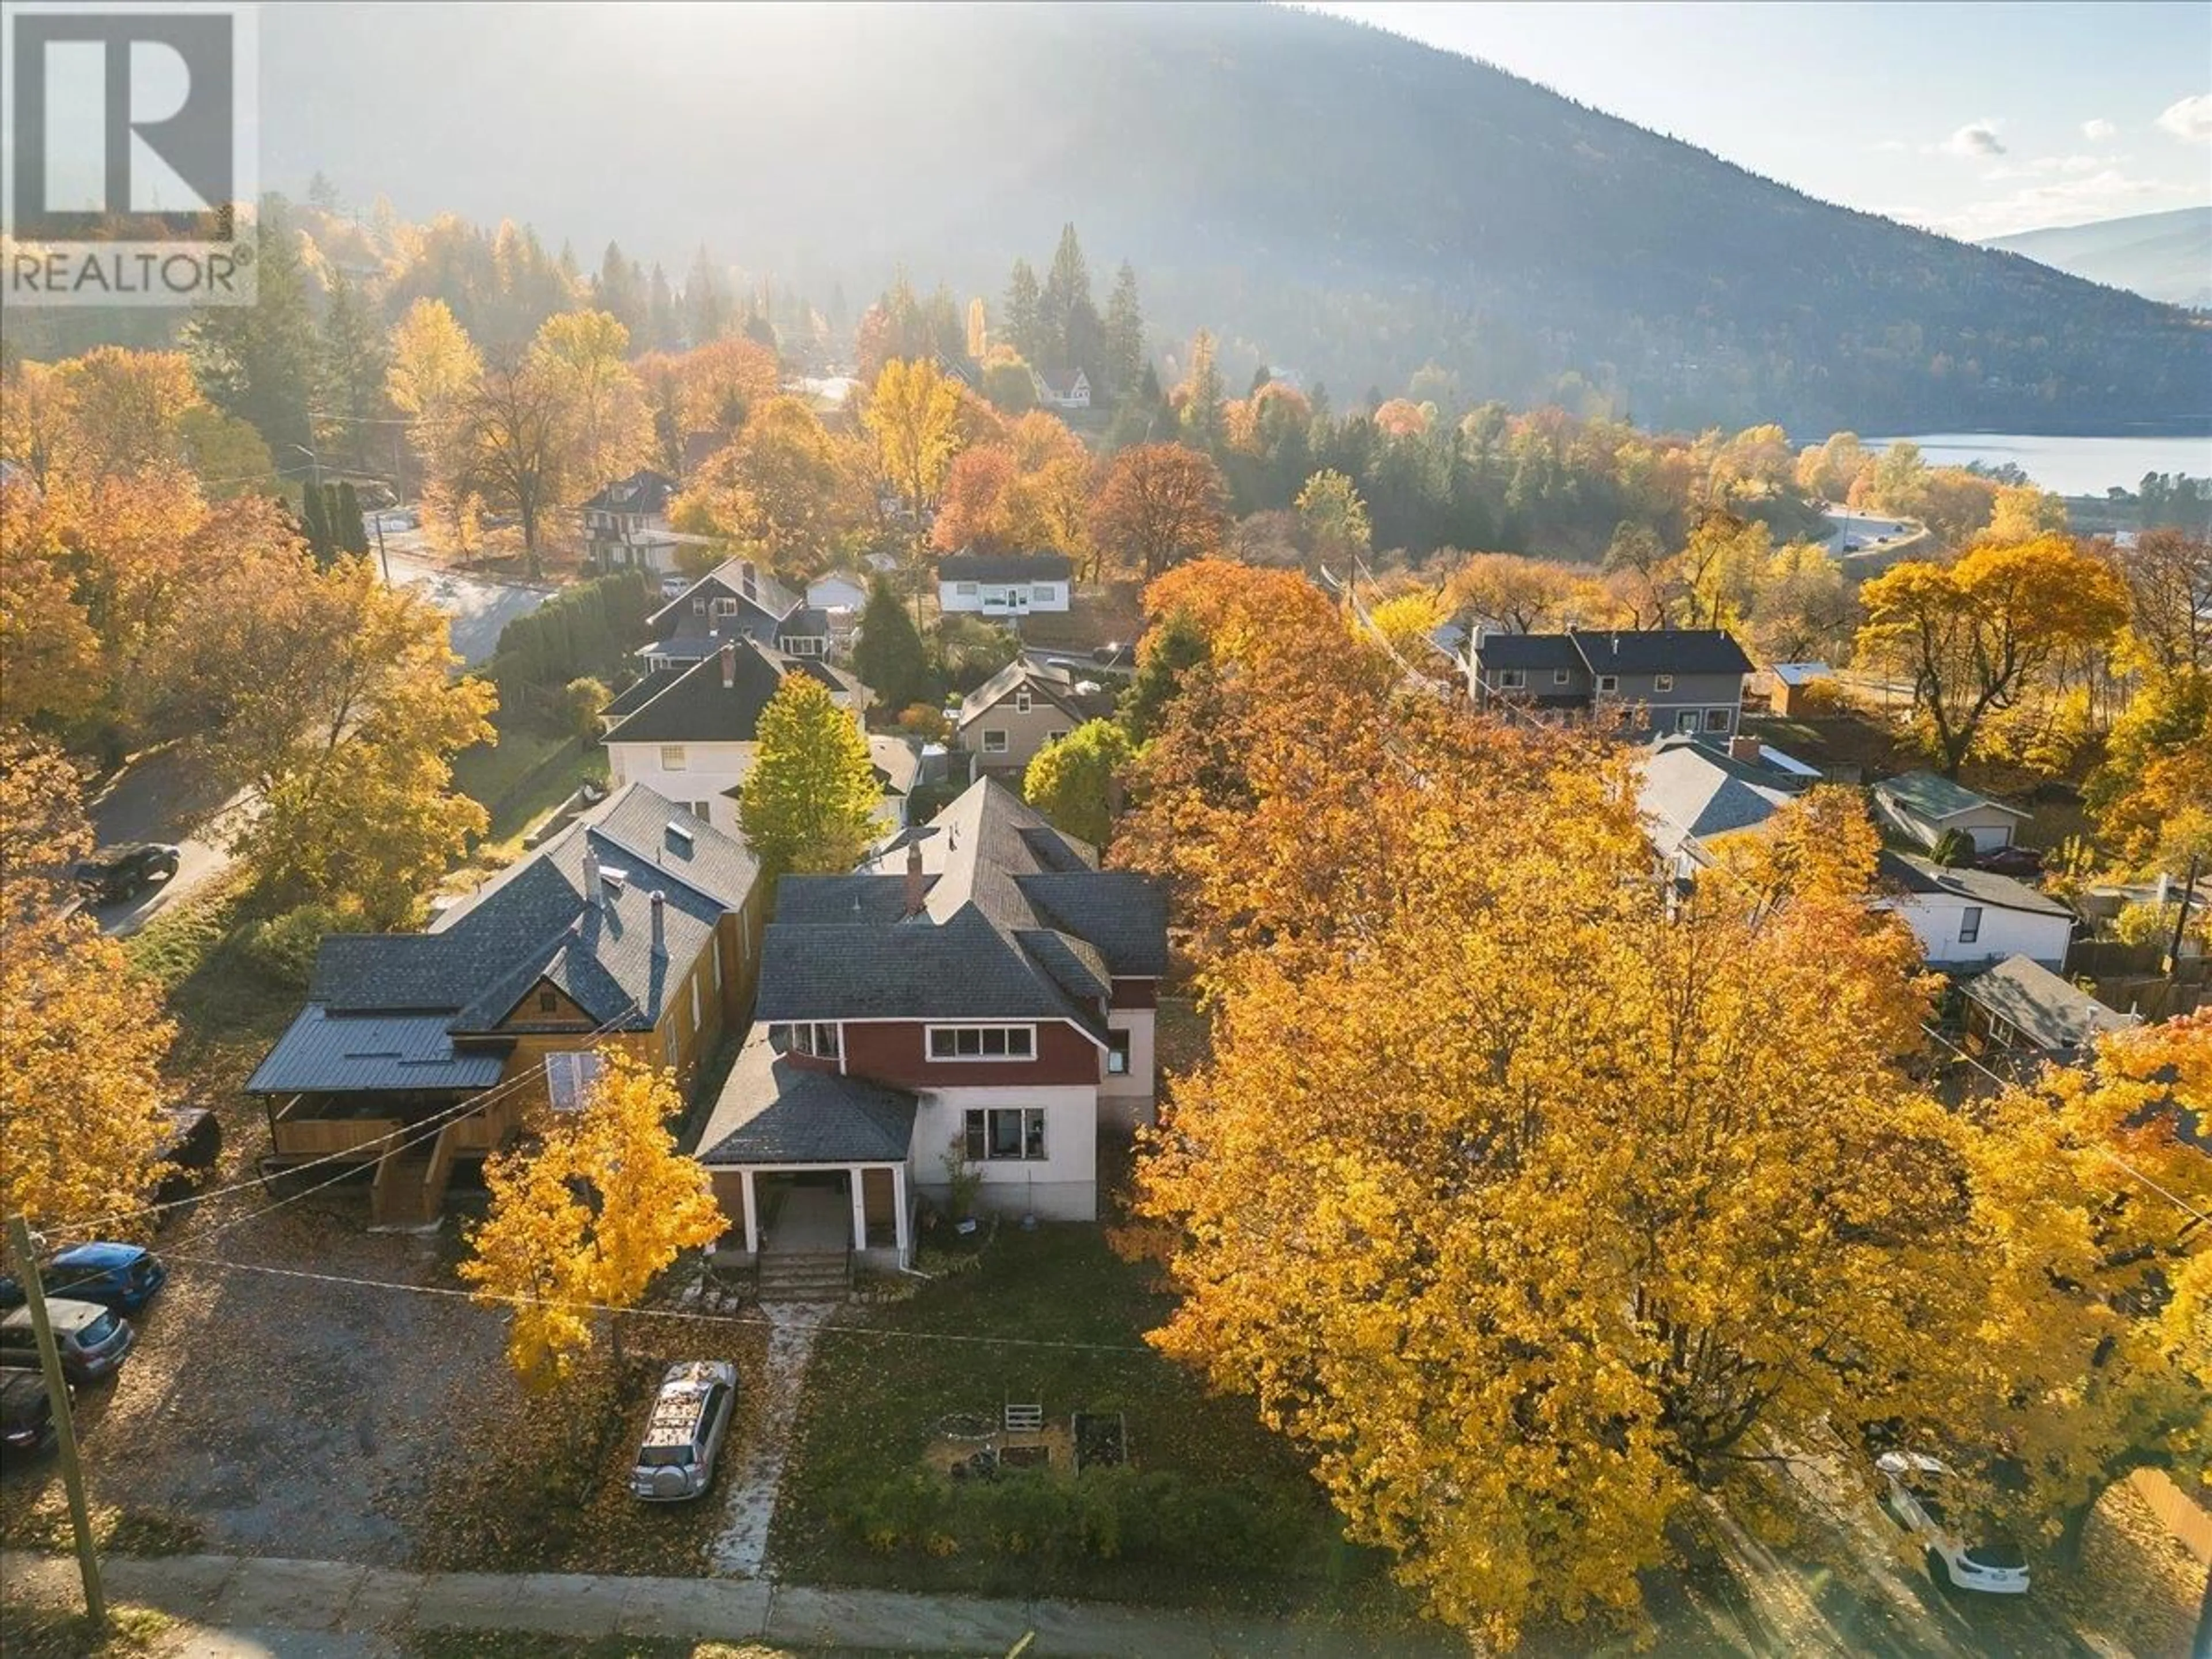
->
[0,1244,168,1315]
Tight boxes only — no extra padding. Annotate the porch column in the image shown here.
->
[740,1168,759,1256]
[892,1163,911,1262]
[849,1167,869,1251]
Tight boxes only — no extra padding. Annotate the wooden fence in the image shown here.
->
[2130,1469,2212,1567]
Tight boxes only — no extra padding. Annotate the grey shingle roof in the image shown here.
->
[603,668,683,721]
[1876,851,2074,918]
[1471,633,1584,672]
[756,778,1164,1026]
[581,469,677,515]
[252,787,759,1094]
[940,552,1073,582]
[243,1009,506,1095]
[1637,738,1802,862]
[645,558,801,633]
[602,639,849,748]
[696,1026,916,1165]
[1876,770,2028,824]
[1963,956,2131,1051]
[1567,628,1755,677]
[956,658,1093,730]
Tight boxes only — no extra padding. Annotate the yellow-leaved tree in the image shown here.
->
[862,357,961,528]
[461,1054,725,1390]
[0,734,176,1234]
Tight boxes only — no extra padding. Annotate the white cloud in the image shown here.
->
[2081,118,2118,142]
[1869,138,1910,154]
[1941,120,2007,158]
[1914,168,2198,240]
[2157,93,2212,143]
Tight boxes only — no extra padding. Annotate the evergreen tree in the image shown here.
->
[596,242,645,341]
[684,245,728,346]
[851,573,937,713]
[1180,329,1226,454]
[1119,608,1210,745]
[1039,222,1099,380]
[300,480,335,567]
[1004,259,1043,365]
[1249,364,1274,396]
[317,270,388,472]
[646,263,681,351]
[738,673,882,881]
[1103,262,1145,396]
[186,196,317,457]
[335,481,369,555]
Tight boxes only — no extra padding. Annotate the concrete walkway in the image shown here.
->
[710,1299,834,1575]
[0,1550,1450,1657]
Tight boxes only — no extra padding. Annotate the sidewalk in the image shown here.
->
[0,1550,1454,1658]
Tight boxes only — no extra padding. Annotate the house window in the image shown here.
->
[770,1022,842,1059]
[664,1023,679,1065]
[711,597,738,618]
[692,599,707,615]
[646,654,670,672]
[545,1050,606,1113]
[928,1025,1036,1060]
[1015,688,1033,714]
[1676,710,1699,733]
[711,943,722,991]
[982,729,1009,754]
[690,976,702,1032]
[537,988,559,1013]
[691,801,712,820]
[1047,729,1069,745]
[1497,669,1527,691]
[661,745,687,771]
[955,581,979,599]
[1654,674,1674,692]
[1032,583,1055,604]
[964,1107,1047,1161]
[1107,1030,1131,1075]
[1959,906,1983,944]
[1553,669,1571,685]
[1705,709,1731,732]
[1597,675,1620,694]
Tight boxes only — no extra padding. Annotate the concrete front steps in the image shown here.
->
[756,1251,851,1302]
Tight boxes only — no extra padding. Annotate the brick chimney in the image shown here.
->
[650,890,666,957]
[1729,735,1763,765]
[582,844,604,907]
[904,838,926,918]
[720,639,737,688]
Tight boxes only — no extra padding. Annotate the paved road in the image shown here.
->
[376,540,550,668]
[86,748,252,939]
[1823,509,1918,559]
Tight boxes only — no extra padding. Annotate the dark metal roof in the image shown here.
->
[244,1008,506,1094]
[1567,628,1755,677]
[938,552,1073,582]
[696,1027,916,1165]
[1471,633,1584,672]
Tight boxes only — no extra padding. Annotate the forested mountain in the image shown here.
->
[1985,208,2212,312]
[28,3,2212,433]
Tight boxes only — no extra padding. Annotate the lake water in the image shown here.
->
[1872,433,2212,497]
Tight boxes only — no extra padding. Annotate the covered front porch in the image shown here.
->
[708,1162,913,1270]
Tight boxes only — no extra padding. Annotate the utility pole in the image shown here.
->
[370,507,392,586]
[2166,852,2200,984]
[5,1215,103,1630]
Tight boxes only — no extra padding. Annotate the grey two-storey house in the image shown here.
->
[1468,628,1755,738]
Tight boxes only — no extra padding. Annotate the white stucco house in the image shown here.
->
[1870,851,2076,971]
[937,552,1073,617]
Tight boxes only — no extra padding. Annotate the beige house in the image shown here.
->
[954,657,1109,779]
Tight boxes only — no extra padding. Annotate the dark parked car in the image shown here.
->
[0,1300,136,1385]
[0,1244,168,1315]
[154,1107,222,1206]
[1976,846,2045,880]
[72,844,181,906]
[0,1373,60,1457]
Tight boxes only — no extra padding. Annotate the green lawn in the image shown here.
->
[451,715,608,845]
[772,1223,1408,1622]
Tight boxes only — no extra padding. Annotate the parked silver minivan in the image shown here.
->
[629,1360,736,1501]
[0,1298,136,1385]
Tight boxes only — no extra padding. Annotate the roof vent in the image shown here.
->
[601,865,628,896]
[666,820,695,845]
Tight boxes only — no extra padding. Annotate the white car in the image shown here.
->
[1876,1451,2030,1596]
[629,1360,737,1501]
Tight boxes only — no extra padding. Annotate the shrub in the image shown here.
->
[561,676,611,739]
[1929,827,1976,868]
[896,702,951,743]
[241,903,351,987]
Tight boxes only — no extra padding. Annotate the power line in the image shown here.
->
[158,1252,1156,1356]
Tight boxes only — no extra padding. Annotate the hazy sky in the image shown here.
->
[1310,1,2212,238]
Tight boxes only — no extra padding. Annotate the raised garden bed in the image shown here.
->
[1074,1411,1127,1470]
